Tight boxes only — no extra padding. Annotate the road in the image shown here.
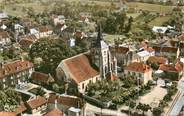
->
[85,103,127,116]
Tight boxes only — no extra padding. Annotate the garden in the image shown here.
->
[86,76,153,107]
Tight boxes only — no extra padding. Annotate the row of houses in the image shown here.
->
[0,93,84,116]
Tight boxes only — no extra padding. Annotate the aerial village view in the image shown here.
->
[1,0,184,116]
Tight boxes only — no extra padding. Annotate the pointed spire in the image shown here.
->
[97,24,103,42]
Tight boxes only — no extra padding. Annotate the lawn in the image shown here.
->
[127,2,173,14]
[148,16,171,27]
[104,34,127,44]
[127,13,141,19]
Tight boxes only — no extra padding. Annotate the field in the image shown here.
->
[127,2,173,14]
[127,13,141,18]
[148,16,171,27]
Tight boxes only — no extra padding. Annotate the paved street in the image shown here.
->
[85,103,127,116]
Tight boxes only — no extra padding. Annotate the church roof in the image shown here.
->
[62,53,99,84]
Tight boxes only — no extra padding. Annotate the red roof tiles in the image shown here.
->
[64,54,99,84]
[48,94,83,108]
[39,26,51,33]
[45,108,63,116]
[0,31,9,38]
[27,96,47,110]
[147,56,167,64]
[159,62,183,72]
[14,103,27,115]
[125,62,151,73]
[114,46,129,54]
[31,72,54,84]
[0,60,33,78]
[153,46,178,53]
[0,112,16,116]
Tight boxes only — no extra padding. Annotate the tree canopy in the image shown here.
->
[29,38,76,75]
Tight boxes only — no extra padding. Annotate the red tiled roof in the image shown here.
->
[0,112,16,116]
[45,108,63,116]
[14,103,27,115]
[27,96,47,110]
[159,62,183,72]
[48,94,83,108]
[114,46,129,54]
[161,47,178,53]
[0,60,34,79]
[0,31,9,38]
[19,39,34,49]
[31,72,54,84]
[39,26,51,33]
[153,46,178,53]
[147,56,167,64]
[64,54,99,84]
[125,62,151,73]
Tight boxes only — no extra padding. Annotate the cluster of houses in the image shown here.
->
[0,6,184,115]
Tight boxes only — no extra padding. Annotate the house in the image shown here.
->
[14,102,27,116]
[124,62,152,84]
[152,25,174,34]
[110,46,133,66]
[47,93,84,115]
[18,34,37,50]
[53,15,65,26]
[79,12,91,23]
[38,26,53,38]
[56,53,100,93]
[158,62,183,80]
[14,24,24,34]
[0,60,34,89]
[134,47,155,62]
[45,108,63,116]
[147,56,168,69]
[73,31,86,39]
[153,46,180,60]
[0,112,16,116]
[31,72,54,85]
[26,96,47,114]
[0,30,11,46]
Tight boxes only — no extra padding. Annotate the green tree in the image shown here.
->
[152,107,163,116]
[29,38,76,75]
[136,103,151,115]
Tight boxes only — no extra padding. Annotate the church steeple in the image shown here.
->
[96,25,103,48]
[97,25,103,41]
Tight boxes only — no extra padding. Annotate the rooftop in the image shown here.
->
[147,56,167,64]
[63,53,99,84]
[44,108,63,116]
[0,60,33,78]
[124,62,151,73]
[26,96,47,109]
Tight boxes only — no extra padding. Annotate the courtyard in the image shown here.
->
[139,85,167,107]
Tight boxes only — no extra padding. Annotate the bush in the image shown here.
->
[152,107,163,116]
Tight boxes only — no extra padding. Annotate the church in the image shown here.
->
[56,26,117,93]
